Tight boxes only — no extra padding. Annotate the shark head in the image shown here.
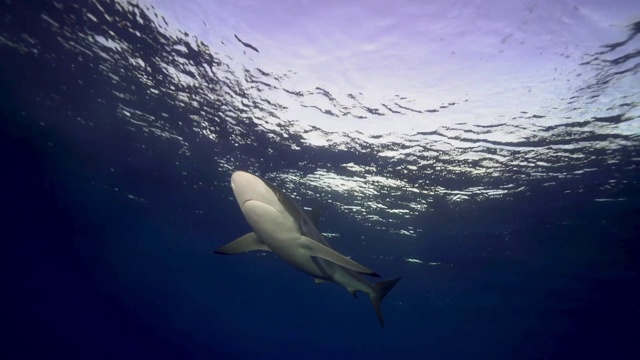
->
[230,171,298,243]
[231,171,282,213]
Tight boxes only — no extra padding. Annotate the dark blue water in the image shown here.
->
[2,1,639,359]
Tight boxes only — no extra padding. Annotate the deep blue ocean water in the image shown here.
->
[2,1,639,359]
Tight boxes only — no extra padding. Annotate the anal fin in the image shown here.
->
[214,232,271,254]
[348,288,358,298]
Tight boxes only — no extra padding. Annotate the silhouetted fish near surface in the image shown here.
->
[233,34,260,53]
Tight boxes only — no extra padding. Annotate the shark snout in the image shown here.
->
[231,171,256,203]
[230,171,251,189]
[231,171,276,210]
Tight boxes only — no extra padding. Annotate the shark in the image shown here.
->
[215,171,401,328]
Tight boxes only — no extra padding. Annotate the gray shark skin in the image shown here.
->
[215,171,401,328]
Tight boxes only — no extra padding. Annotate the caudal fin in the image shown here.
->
[369,277,401,328]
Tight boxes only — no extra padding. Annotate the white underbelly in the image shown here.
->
[242,200,325,277]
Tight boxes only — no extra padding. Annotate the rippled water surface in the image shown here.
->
[2,0,639,359]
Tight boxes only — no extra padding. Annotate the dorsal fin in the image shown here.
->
[305,208,321,227]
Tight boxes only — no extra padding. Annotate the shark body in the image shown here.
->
[215,171,400,327]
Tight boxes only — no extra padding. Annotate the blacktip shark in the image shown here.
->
[215,171,401,328]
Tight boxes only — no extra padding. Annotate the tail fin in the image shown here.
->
[369,277,401,328]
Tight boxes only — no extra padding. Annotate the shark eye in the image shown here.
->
[276,192,282,198]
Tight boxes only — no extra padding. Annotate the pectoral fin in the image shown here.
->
[214,232,271,254]
[301,236,380,277]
